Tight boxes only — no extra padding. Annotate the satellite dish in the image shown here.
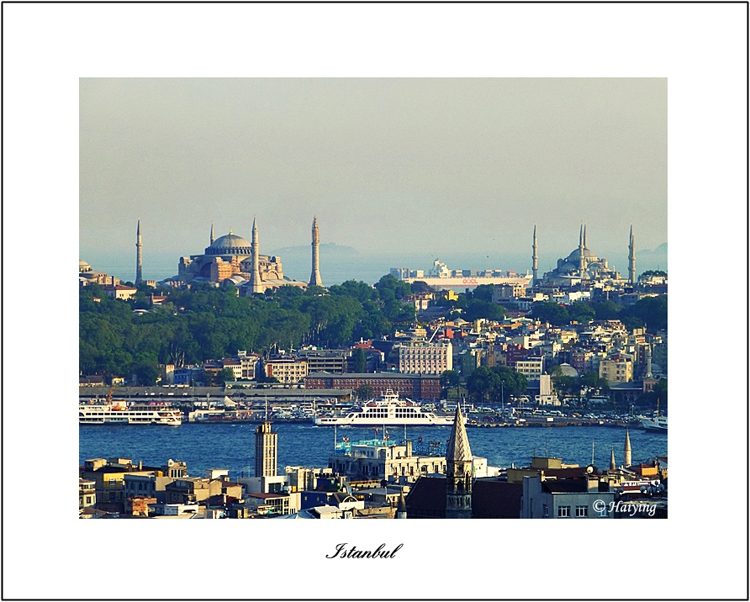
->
[586,465,594,474]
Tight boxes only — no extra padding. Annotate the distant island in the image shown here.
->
[272,242,360,256]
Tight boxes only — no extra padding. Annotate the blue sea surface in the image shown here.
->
[79,423,667,477]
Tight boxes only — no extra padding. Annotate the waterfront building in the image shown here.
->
[396,340,453,375]
[255,421,278,478]
[264,358,308,384]
[305,372,441,401]
[295,349,350,374]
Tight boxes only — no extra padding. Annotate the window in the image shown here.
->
[558,505,571,518]
[576,505,588,517]
[543,504,549,517]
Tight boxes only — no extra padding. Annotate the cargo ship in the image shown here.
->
[390,259,532,289]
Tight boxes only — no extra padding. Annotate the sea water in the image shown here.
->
[79,423,667,477]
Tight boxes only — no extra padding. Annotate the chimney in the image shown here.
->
[138,460,142,470]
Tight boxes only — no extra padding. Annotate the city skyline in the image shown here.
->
[80,78,667,274]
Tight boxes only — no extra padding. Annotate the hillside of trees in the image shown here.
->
[79,275,416,383]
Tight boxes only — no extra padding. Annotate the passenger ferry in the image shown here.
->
[640,415,668,432]
[79,403,182,426]
[314,390,461,426]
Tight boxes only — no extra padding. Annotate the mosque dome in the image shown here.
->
[555,363,579,378]
[206,233,252,256]
[565,247,598,263]
[79,259,92,273]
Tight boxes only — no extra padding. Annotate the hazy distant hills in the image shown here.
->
[271,242,360,256]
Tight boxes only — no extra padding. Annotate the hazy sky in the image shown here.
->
[80,78,667,268]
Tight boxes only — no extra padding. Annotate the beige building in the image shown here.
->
[164,477,223,504]
[265,358,308,384]
[397,341,453,375]
[599,357,634,383]
[102,283,138,300]
[79,478,96,510]
[515,357,544,379]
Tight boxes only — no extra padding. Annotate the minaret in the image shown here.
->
[250,217,263,294]
[645,343,653,378]
[578,225,585,272]
[309,216,323,287]
[210,222,215,245]
[624,428,632,467]
[445,404,473,519]
[135,218,143,286]
[531,225,538,287]
[628,225,636,285]
[610,446,616,471]
[396,491,407,519]
[254,420,278,478]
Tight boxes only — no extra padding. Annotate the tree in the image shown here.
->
[579,371,609,397]
[440,369,460,397]
[354,384,374,401]
[568,302,595,323]
[214,367,236,385]
[134,362,160,386]
[352,348,367,373]
[466,366,526,403]
[530,301,570,326]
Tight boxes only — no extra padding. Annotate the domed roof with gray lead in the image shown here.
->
[206,233,252,256]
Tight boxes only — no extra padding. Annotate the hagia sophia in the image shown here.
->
[177,216,323,294]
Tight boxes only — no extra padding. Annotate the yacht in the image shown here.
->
[314,389,461,426]
[79,403,182,426]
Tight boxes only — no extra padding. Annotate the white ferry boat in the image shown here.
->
[641,415,667,432]
[79,403,182,426]
[314,390,461,426]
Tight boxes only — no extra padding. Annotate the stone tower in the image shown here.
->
[135,218,143,286]
[445,404,473,518]
[624,428,632,467]
[628,225,636,285]
[309,216,323,287]
[250,217,263,294]
[531,225,538,287]
[254,421,278,478]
